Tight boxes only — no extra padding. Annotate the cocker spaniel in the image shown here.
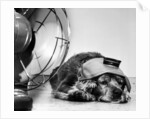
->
[49,52,131,103]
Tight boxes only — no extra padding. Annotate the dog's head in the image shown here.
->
[77,73,131,103]
[78,58,131,103]
[93,73,131,103]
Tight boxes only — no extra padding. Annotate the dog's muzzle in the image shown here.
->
[99,89,130,103]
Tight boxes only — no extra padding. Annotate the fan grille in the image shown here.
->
[14,8,70,91]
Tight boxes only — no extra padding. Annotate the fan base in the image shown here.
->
[14,88,33,111]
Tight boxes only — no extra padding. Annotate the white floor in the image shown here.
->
[29,77,136,111]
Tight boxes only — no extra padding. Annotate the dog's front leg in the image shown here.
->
[68,88,96,101]
[68,81,96,101]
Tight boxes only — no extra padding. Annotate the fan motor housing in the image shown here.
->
[14,11,32,53]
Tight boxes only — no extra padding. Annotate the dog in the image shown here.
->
[49,52,131,103]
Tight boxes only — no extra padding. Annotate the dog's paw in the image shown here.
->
[76,80,97,92]
[120,92,131,103]
[68,89,96,101]
[97,96,111,102]
[52,91,69,100]
[121,93,131,102]
[86,80,97,89]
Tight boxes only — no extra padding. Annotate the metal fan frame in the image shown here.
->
[15,8,70,91]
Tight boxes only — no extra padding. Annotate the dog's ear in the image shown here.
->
[124,77,131,92]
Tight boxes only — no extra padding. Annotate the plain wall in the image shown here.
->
[26,8,136,78]
[66,8,136,77]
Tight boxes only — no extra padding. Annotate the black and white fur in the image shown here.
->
[49,52,131,103]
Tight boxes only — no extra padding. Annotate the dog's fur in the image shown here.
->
[49,52,131,103]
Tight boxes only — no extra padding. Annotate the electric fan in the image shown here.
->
[14,8,70,111]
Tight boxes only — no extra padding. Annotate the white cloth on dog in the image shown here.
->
[79,58,131,92]
[81,58,125,78]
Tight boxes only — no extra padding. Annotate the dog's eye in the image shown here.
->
[100,81,108,85]
[100,75,110,81]
[116,77,124,85]
[118,80,123,85]
[104,75,110,81]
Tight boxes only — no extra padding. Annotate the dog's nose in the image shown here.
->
[113,88,122,96]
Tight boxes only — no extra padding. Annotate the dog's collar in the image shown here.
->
[78,58,131,92]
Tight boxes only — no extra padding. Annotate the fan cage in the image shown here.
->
[14,8,70,91]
